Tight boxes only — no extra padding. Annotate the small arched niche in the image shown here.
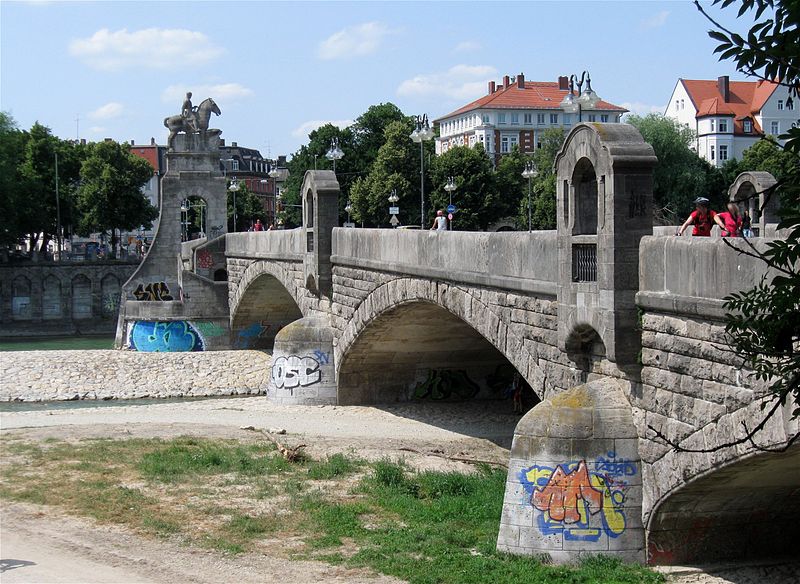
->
[572,158,598,235]
[565,324,607,384]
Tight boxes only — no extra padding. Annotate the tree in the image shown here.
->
[227,181,266,232]
[494,145,527,227]
[429,144,498,231]
[350,103,407,169]
[626,113,723,224]
[739,136,797,180]
[0,113,27,251]
[652,0,800,452]
[76,140,157,258]
[517,128,565,230]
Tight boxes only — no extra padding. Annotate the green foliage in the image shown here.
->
[739,135,797,180]
[514,128,564,230]
[227,181,266,231]
[626,113,723,223]
[702,0,800,424]
[307,453,363,480]
[76,139,156,257]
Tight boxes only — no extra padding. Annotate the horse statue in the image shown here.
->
[164,97,222,150]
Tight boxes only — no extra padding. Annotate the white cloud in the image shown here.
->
[292,120,354,138]
[640,11,670,30]
[69,28,223,72]
[620,102,668,117]
[88,126,106,135]
[161,83,254,105]
[88,102,123,120]
[397,65,497,101]
[318,22,394,60]
[453,41,481,53]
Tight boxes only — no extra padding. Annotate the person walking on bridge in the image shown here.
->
[676,197,717,236]
[430,209,448,231]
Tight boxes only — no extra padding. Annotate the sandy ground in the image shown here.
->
[1,397,798,583]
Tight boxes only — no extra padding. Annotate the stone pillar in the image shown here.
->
[301,170,339,299]
[497,378,644,564]
[266,316,337,405]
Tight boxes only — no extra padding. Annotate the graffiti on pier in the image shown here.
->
[236,321,272,348]
[129,320,204,352]
[102,293,120,314]
[271,355,321,390]
[133,281,173,301]
[193,321,226,338]
[414,369,479,401]
[197,249,213,269]
[520,454,636,542]
[312,349,330,365]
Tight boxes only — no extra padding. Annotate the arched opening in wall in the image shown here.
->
[647,445,800,566]
[71,274,92,319]
[42,275,62,319]
[213,269,228,282]
[565,324,606,384]
[571,157,598,235]
[231,272,302,350]
[101,274,121,319]
[337,301,541,414]
[11,276,32,320]
[731,180,759,225]
[182,196,207,241]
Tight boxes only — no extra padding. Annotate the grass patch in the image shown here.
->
[0,435,663,583]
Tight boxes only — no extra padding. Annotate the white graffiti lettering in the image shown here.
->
[271,355,321,389]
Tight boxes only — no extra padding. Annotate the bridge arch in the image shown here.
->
[335,277,546,405]
[727,170,779,233]
[229,259,305,350]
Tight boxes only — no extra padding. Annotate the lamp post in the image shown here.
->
[410,114,434,228]
[228,177,240,232]
[559,71,601,123]
[54,151,62,260]
[345,200,353,226]
[180,199,189,241]
[521,161,538,232]
[326,138,344,173]
[444,176,456,231]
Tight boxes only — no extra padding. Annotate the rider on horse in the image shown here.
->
[181,92,199,133]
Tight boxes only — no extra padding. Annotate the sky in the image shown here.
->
[1,1,755,160]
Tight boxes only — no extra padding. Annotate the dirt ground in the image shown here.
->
[1,397,798,583]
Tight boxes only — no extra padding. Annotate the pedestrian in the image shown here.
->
[267,223,274,231]
[741,209,753,237]
[430,209,447,231]
[715,202,742,237]
[254,219,264,231]
[676,197,717,236]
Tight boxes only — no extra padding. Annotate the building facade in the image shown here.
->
[664,76,797,166]
[434,73,627,162]
[220,141,286,229]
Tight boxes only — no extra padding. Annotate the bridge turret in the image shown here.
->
[301,170,339,298]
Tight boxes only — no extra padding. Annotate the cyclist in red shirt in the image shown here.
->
[676,197,717,236]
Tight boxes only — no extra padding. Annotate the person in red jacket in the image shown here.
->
[714,202,743,237]
[676,197,717,236]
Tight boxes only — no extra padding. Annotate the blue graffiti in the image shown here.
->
[130,321,204,352]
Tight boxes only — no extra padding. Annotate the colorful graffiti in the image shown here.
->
[271,355,321,390]
[133,281,173,301]
[312,349,330,365]
[414,369,479,401]
[521,452,636,542]
[102,292,120,315]
[193,321,226,338]
[129,321,204,352]
[236,321,272,348]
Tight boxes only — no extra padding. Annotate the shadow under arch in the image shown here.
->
[565,323,607,384]
[229,260,304,350]
[646,443,800,565]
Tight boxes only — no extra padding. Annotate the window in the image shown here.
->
[482,114,490,124]
[537,113,545,125]
[232,160,239,171]
[719,120,728,132]
[510,136,518,149]
[719,145,728,160]
[536,141,542,149]
[511,113,519,124]
[710,145,715,160]
[550,113,558,124]
[601,114,609,122]
[501,136,509,153]
[778,100,784,110]
[744,120,753,133]
[524,113,532,124]
[681,99,685,110]
[771,121,780,135]
[587,114,597,122]
[498,113,506,124]
[676,100,679,110]
[788,99,795,111]
[710,119,715,132]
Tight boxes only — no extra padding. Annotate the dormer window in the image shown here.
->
[744,119,753,133]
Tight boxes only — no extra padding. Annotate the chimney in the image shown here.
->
[517,73,525,89]
[503,75,510,88]
[718,75,730,102]
[488,80,496,94]
[130,140,135,146]
[219,138,225,146]
[231,141,238,147]
[150,137,156,145]
[558,76,569,91]
[80,139,86,145]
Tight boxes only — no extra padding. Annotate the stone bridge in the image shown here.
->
[115,123,798,566]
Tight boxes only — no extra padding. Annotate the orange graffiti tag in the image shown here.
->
[532,460,603,523]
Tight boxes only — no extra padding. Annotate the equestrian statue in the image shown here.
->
[164,92,222,150]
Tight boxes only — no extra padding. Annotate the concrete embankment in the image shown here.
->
[0,350,271,402]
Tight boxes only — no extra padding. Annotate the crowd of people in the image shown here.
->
[676,197,752,238]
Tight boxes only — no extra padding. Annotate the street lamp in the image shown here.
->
[521,161,538,232]
[345,200,353,226]
[180,199,190,241]
[410,114,434,228]
[228,177,240,232]
[559,71,601,123]
[326,138,344,173]
[444,177,456,231]
[387,189,400,228]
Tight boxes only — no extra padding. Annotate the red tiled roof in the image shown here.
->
[436,81,627,122]
[681,78,778,135]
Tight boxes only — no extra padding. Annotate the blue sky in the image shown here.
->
[1,1,751,159]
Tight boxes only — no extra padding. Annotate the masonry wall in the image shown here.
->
[0,350,270,401]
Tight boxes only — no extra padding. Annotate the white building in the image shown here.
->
[434,73,627,162]
[665,76,797,166]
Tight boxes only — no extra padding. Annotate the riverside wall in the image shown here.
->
[0,350,271,402]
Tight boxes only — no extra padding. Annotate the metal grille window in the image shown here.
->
[572,244,597,282]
